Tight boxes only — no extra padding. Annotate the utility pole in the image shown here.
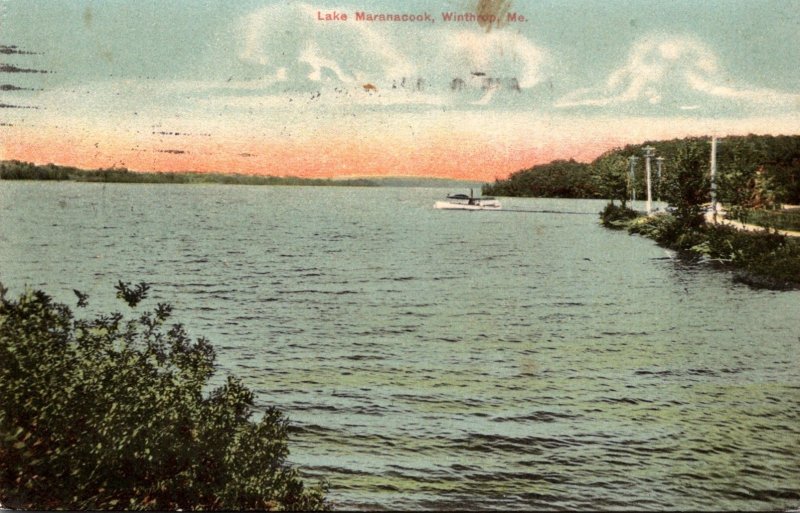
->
[628,155,638,205]
[655,156,664,203]
[642,146,655,215]
[710,135,718,221]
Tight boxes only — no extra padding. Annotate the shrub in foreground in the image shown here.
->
[705,225,800,288]
[625,215,800,289]
[599,202,638,229]
[0,281,329,510]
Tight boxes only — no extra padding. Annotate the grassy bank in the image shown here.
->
[736,208,800,232]
[601,204,800,290]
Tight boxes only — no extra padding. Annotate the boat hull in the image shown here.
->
[433,200,502,210]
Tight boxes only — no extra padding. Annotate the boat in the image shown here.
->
[433,189,501,210]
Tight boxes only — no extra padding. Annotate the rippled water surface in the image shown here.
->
[1,182,799,510]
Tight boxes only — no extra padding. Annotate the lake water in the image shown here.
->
[1,182,798,511]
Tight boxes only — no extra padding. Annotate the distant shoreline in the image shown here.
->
[0,160,378,187]
[0,160,487,188]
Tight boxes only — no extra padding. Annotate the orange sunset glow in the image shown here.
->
[3,114,621,181]
[1,1,797,182]
[5,112,796,182]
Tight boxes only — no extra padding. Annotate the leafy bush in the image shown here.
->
[706,224,788,262]
[599,202,638,228]
[628,214,676,243]
[707,227,800,288]
[704,223,741,260]
[740,240,800,286]
[625,217,800,289]
[627,214,706,251]
[0,282,329,511]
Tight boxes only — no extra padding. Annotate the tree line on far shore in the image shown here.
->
[0,160,377,187]
[482,134,800,208]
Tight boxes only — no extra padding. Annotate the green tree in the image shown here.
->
[763,135,800,204]
[718,137,770,221]
[592,151,630,207]
[0,282,329,511]
[482,159,598,198]
[661,139,710,228]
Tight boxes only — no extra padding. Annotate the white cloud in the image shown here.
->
[685,72,800,105]
[231,3,548,107]
[441,29,547,88]
[556,34,799,111]
[298,40,354,82]
[236,3,415,86]
[31,3,551,118]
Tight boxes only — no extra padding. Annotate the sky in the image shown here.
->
[1,0,798,181]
